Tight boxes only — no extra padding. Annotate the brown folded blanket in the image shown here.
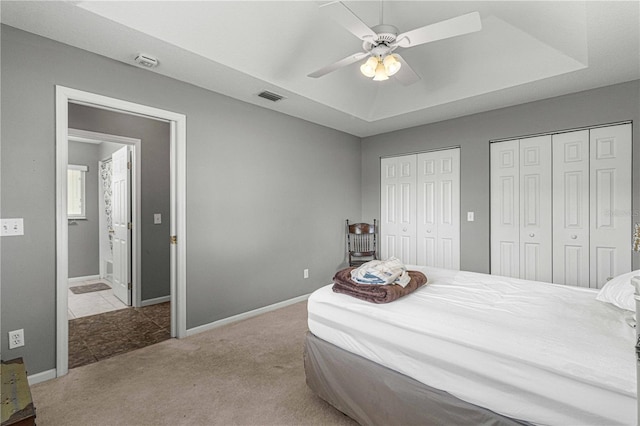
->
[332,267,428,304]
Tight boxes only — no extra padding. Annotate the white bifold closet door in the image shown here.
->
[493,123,631,288]
[416,149,460,269]
[381,148,460,268]
[490,136,552,281]
[380,155,417,264]
[490,140,519,278]
[552,130,590,286]
[553,125,632,288]
[589,124,632,287]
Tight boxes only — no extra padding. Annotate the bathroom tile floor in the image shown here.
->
[68,279,128,319]
[69,302,171,369]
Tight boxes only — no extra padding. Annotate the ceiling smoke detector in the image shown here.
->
[134,53,159,68]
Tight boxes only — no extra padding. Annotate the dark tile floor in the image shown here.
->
[69,302,171,369]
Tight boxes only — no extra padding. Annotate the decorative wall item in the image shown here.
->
[100,159,113,253]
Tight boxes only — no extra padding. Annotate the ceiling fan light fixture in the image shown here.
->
[383,54,401,76]
[360,57,378,78]
[373,62,389,81]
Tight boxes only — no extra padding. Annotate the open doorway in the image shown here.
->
[56,86,187,377]
[67,128,141,314]
[67,129,157,368]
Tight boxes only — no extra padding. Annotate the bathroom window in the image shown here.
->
[68,165,88,219]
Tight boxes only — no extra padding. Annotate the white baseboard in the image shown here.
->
[186,294,310,337]
[68,274,100,283]
[28,368,57,385]
[140,295,171,307]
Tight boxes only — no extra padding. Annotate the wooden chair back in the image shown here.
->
[346,219,377,267]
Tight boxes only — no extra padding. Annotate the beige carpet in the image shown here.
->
[31,302,356,426]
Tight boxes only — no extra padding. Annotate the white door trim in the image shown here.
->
[56,86,187,377]
[69,129,142,307]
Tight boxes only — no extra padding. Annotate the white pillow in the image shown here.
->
[596,270,640,311]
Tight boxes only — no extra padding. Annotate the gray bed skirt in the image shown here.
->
[304,332,530,426]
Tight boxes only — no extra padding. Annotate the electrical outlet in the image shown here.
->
[303,269,309,279]
[9,329,24,349]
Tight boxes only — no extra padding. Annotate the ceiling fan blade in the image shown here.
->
[393,55,421,86]
[320,1,377,42]
[308,52,369,78]
[395,12,481,49]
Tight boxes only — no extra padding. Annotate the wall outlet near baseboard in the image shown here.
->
[303,269,309,279]
[9,329,24,349]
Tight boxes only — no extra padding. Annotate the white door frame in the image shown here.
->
[56,86,187,377]
[69,129,142,306]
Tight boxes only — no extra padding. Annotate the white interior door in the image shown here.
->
[519,136,552,282]
[416,153,437,267]
[590,124,632,288]
[552,130,590,286]
[416,149,460,269]
[112,145,132,305]
[490,140,520,278]
[380,155,417,264]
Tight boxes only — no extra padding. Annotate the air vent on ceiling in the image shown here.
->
[258,91,285,102]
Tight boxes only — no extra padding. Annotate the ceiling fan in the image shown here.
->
[308,1,482,85]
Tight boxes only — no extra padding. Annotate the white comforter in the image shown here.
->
[307,266,636,425]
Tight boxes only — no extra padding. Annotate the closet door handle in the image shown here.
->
[426,230,432,233]
[402,228,407,232]
[571,235,577,239]
[529,233,535,237]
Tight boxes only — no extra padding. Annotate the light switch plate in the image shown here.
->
[1,218,24,236]
[467,212,474,222]
[154,214,162,224]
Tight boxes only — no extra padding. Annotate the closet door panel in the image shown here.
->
[436,149,460,269]
[380,158,398,260]
[562,245,586,285]
[417,148,460,269]
[491,141,520,278]
[398,157,417,264]
[440,238,455,269]
[518,136,552,282]
[416,154,438,267]
[553,130,590,286]
[417,179,437,266]
[590,124,632,288]
[380,155,417,264]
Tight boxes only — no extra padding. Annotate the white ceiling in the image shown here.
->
[2,1,639,137]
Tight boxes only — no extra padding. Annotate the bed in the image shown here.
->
[305,266,637,425]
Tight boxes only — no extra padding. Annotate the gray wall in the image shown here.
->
[0,25,361,374]
[68,141,100,278]
[69,104,171,301]
[362,80,640,273]
[3,22,636,376]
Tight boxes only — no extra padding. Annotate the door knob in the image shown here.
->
[571,235,577,239]
[529,233,535,237]
[426,230,432,233]
[402,228,407,232]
